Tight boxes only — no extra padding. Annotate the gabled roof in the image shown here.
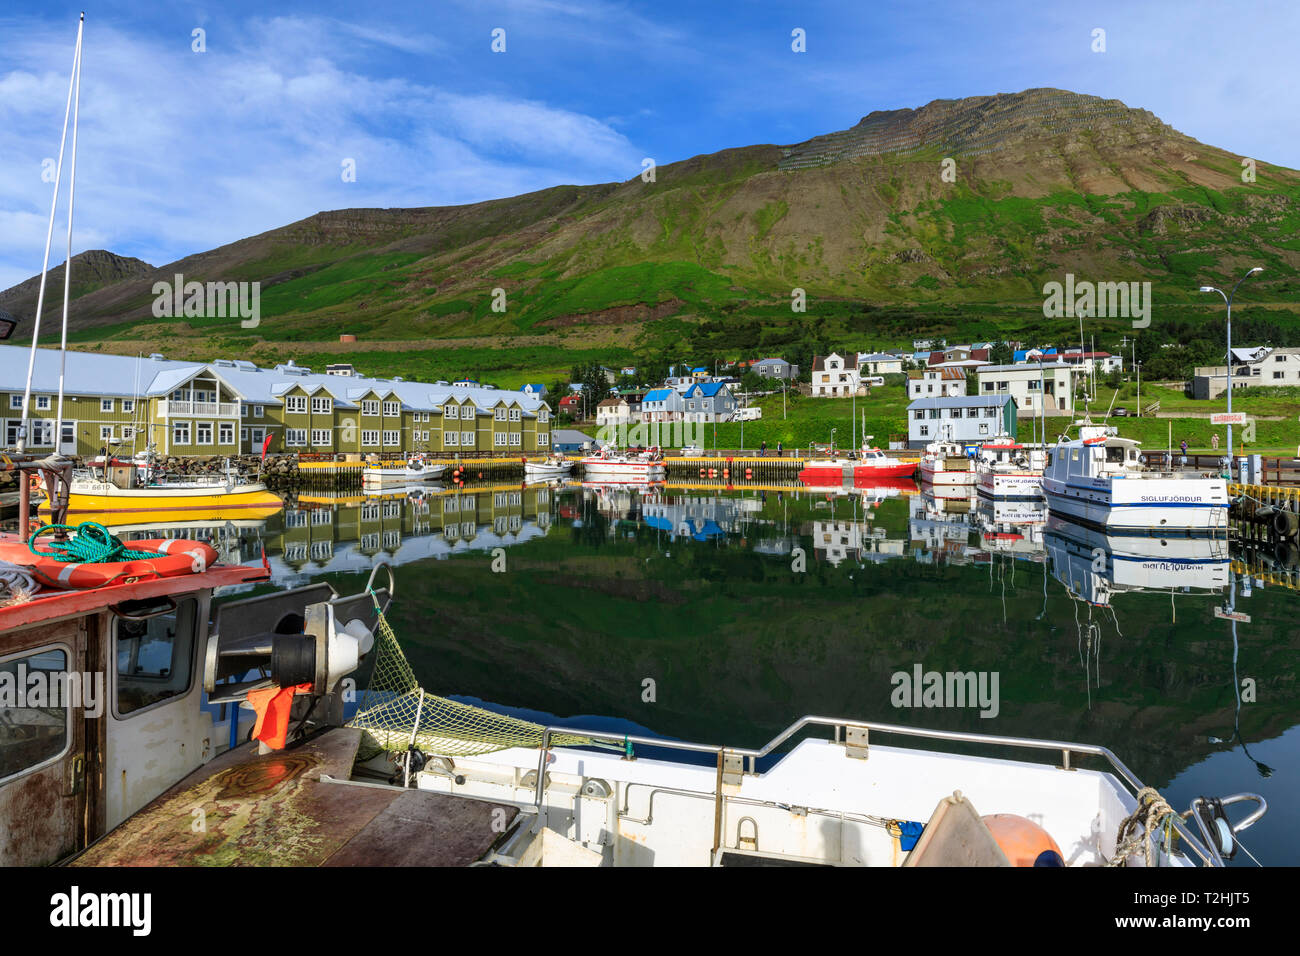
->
[643,388,675,402]
[688,382,732,397]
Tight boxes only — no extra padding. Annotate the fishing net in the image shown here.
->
[348,604,599,758]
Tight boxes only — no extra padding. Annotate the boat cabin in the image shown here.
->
[0,542,385,866]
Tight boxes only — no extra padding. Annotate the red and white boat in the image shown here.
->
[580,446,666,482]
[799,445,915,485]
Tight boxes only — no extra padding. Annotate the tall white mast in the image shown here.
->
[56,14,85,455]
[18,13,83,454]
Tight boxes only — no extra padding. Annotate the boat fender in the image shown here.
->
[981,814,1064,867]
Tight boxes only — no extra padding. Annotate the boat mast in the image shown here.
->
[18,14,83,454]
[55,15,84,453]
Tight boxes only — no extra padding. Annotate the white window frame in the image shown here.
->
[286,396,307,414]
[494,432,507,446]
[311,396,333,415]
[383,401,401,417]
[383,430,400,446]
[122,399,135,413]
[100,398,114,412]
[312,428,332,446]
[196,421,214,445]
[362,400,380,416]
[219,422,234,444]
[362,430,380,446]
[286,428,307,447]
[8,395,22,410]
[460,431,474,446]
[444,431,459,446]
[173,421,191,445]
[35,395,51,411]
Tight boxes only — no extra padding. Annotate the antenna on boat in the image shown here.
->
[18,13,83,454]
[54,13,84,454]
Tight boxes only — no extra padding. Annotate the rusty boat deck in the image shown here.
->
[70,729,518,867]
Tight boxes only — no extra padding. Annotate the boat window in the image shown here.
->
[1071,449,1079,461]
[0,647,70,783]
[1105,447,1125,463]
[113,597,197,717]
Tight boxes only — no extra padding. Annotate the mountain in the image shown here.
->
[0,249,153,327]
[5,88,1299,379]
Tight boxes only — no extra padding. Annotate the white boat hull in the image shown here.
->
[581,461,666,480]
[524,462,574,479]
[1043,475,1229,534]
[362,465,446,485]
[976,470,1043,500]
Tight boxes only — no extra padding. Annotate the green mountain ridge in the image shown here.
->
[4,87,1299,377]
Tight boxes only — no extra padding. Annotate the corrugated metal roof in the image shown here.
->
[0,345,548,414]
[906,395,1014,410]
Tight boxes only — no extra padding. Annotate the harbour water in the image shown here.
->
[95,479,1298,865]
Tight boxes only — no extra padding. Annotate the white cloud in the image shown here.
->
[0,14,643,290]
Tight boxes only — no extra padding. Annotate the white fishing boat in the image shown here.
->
[975,438,1047,501]
[580,445,666,481]
[362,456,446,486]
[524,453,574,479]
[1042,425,1229,535]
[918,438,975,489]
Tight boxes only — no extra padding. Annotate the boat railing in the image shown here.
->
[531,714,1225,866]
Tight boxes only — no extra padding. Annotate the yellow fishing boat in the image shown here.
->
[38,456,283,518]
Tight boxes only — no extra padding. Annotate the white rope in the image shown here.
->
[0,560,38,604]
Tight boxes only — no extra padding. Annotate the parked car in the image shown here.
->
[1113,407,1129,417]
[680,444,703,456]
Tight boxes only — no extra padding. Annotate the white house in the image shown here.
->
[908,367,966,399]
[811,353,860,397]
[856,352,904,376]
[976,362,1078,415]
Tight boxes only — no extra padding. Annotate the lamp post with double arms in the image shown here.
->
[1200,267,1263,473]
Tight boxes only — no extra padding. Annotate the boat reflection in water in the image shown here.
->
[976,496,1048,558]
[95,481,561,586]
[1045,514,1230,608]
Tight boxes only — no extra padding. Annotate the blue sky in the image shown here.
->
[1,0,1296,290]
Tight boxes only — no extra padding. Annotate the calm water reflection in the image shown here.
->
[110,478,1297,865]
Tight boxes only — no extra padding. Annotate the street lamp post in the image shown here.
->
[1201,267,1263,473]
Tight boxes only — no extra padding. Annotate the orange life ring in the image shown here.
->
[0,537,219,591]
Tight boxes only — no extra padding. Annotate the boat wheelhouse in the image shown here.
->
[975,438,1047,501]
[918,438,975,489]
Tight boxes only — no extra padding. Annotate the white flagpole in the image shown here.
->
[18,14,82,453]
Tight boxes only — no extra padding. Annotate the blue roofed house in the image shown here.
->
[640,388,685,423]
[521,383,548,399]
[683,382,738,422]
[906,395,1017,449]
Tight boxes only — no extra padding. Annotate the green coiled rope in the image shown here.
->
[29,522,162,564]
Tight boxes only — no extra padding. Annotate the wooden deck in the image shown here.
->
[71,729,518,867]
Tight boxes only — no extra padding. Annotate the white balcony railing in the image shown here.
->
[158,399,241,417]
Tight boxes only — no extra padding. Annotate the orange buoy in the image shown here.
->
[0,537,219,591]
[981,814,1064,866]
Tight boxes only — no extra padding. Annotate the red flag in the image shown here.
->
[260,432,274,460]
